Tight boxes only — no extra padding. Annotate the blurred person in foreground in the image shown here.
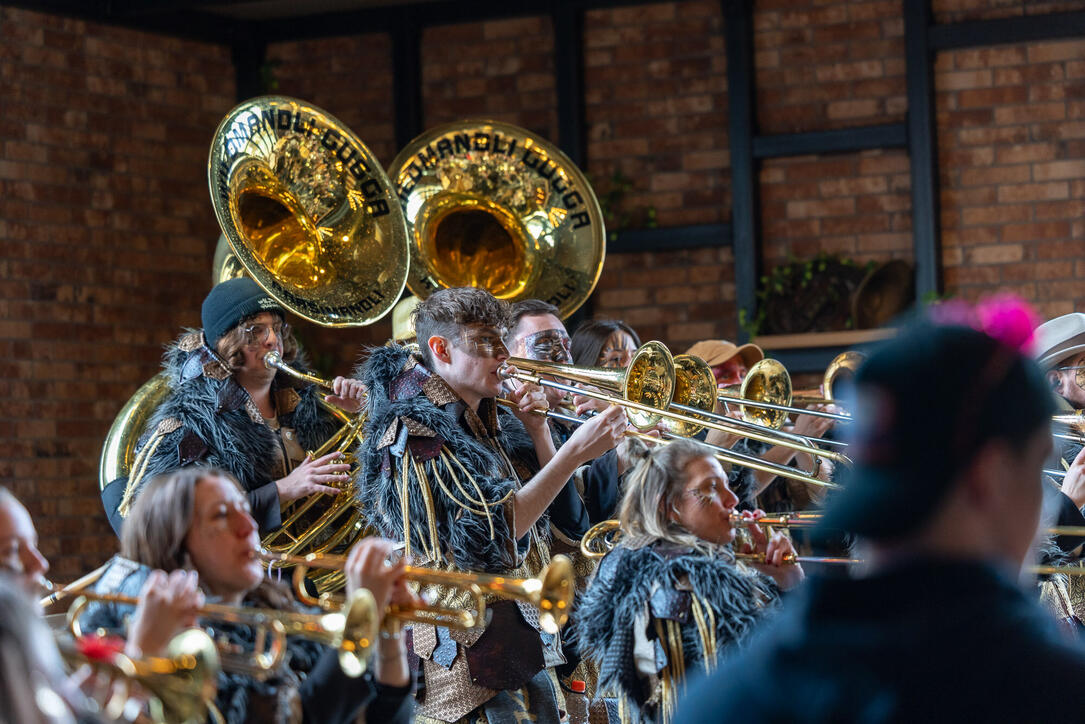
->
[678,296,1085,723]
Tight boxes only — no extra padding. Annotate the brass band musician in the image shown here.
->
[353,287,626,724]
[86,467,415,724]
[103,278,366,536]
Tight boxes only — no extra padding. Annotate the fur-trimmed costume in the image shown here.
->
[575,541,780,724]
[355,344,565,723]
[80,557,413,724]
[103,330,341,535]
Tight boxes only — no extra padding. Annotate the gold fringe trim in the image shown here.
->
[116,430,166,517]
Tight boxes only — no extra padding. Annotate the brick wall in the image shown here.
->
[755,0,905,134]
[936,38,1085,316]
[0,7,234,577]
[760,150,913,269]
[267,34,399,362]
[583,1,734,348]
[421,16,558,141]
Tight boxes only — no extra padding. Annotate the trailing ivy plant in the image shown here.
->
[741,253,875,337]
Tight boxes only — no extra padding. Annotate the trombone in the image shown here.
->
[58,628,222,724]
[498,399,839,489]
[714,358,851,427]
[262,549,576,635]
[502,351,853,471]
[65,588,378,679]
[579,519,860,564]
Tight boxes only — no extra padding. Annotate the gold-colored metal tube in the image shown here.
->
[579,519,860,564]
[263,550,576,635]
[504,365,852,469]
[65,588,378,679]
[499,400,838,490]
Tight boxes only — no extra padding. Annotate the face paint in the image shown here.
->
[523,329,572,363]
[456,327,510,359]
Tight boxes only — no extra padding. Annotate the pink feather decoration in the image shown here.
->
[928,294,1039,352]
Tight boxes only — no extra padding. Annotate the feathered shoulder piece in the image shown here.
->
[576,542,780,723]
[353,345,540,572]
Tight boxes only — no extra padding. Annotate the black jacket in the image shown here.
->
[80,557,413,724]
[679,557,1085,723]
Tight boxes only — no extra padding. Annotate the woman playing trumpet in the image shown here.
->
[86,467,415,724]
[575,439,803,724]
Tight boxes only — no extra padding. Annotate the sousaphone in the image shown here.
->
[388,120,605,319]
[102,99,408,540]
[210,96,409,325]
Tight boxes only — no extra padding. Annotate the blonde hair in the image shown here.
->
[617,438,727,555]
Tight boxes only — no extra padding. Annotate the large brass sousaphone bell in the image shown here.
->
[389,120,605,319]
[102,98,408,532]
[210,96,409,326]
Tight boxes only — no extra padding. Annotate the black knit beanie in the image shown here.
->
[201,278,285,350]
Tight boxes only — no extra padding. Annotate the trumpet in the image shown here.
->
[579,519,859,564]
[58,628,222,724]
[262,549,576,635]
[65,588,377,679]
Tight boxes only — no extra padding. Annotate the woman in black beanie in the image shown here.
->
[104,277,365,535]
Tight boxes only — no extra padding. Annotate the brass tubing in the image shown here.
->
[501,400,838,490]
[504,367,852,469]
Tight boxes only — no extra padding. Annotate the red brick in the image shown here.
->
[968,244,1024,264]
[997,182,1070,203]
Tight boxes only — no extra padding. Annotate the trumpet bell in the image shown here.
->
[623,341,676,430]
[389,120,605,320]
[209,96,409,327]
[336,588,380,678]
[535,554,575,635]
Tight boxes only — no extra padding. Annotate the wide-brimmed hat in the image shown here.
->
[684,340,764,369]
[1035,313,1085,369]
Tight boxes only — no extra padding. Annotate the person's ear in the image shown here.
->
[429,335,452,365]
[1047,370,1062,392]
[959,440,1009,512]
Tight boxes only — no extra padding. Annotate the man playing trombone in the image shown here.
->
[354,286,626,724]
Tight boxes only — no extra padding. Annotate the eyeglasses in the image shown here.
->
[241,321,290,346]
[1055,364,1085,390]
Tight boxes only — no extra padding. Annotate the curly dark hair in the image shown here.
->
[214,311,298,372]
[414,287,510,369]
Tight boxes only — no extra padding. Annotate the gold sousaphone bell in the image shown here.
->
[389,120,606,319]
[209,96,409,326]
